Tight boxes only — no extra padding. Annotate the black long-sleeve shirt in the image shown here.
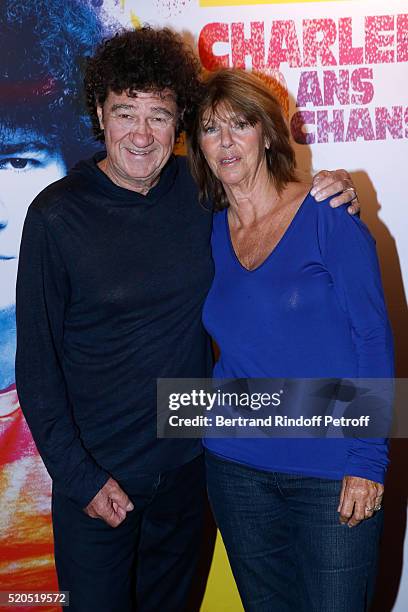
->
[15,153,214,508]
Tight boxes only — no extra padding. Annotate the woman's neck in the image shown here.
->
[225,166,281,227]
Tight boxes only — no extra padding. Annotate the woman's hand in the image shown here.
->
[311,169,360,215]
[337,476,384,527]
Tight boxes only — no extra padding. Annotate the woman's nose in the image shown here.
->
[220,126,233,148]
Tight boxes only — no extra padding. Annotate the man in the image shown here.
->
[0,0,106,594]
[15,27,359,612]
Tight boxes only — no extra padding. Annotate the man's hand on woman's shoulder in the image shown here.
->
[311,169,360,215]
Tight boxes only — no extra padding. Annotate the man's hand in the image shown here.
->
[337,476,384,528]
[311,169,360,215]
[84,477,134,528]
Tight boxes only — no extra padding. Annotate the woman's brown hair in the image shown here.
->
[188,68,297,211]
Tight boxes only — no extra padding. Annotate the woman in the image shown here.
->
[188,69,394,611]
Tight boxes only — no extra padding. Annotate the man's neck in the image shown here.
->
[98,157,159,195]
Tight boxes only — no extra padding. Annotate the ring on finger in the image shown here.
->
[342,186,356,195]
[374,504,382,512]
[365,506,374,513]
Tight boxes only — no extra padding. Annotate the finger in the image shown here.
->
[101,500,127,528]
[375,484,385,498]
[324,193,352,208]
[85,496,126,527]
[85,507,99,519]
[311,180,346,202]
[333,168,351,183]
[373,495,383,512]
[115,505,127,521]
[105,513,125,528]
[338,496,355,525]
[364,493,379,516]
[347,200,361,215]
[364,506,375,519]
[350,489,378,526]
[112,501,127,520]
[313,176,353,193]
[337,479,346,512]
[340,187,357,202]
[84,489,111,519]
[310,173,335,194]
[312,170,331,184]
[347,500,366,527]
[109,483,134,512]
[312,168,351,189]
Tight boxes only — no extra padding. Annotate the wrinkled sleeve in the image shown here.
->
[15,205,109,508]
[318,202,394,484]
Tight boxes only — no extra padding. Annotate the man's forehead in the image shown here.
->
[104,89,177,110]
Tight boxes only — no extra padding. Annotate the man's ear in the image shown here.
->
[96,104,104,130]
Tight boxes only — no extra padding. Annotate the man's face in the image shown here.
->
[97,90,178,194]
[0,127,66,310]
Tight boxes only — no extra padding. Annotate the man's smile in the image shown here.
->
[122,146,154,157]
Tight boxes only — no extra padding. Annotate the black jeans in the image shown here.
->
[206,451,383,612]
[52,455,206,612]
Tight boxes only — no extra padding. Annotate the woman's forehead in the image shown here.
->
[201,100,248,123]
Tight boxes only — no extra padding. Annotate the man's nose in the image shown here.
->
[129,120,154,147]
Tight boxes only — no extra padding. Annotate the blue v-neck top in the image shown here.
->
[203,193,394,483]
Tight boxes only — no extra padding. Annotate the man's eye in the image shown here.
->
[0,157,40,171]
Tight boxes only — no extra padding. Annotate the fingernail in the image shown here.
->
[127,502,134,511]
[310,188,317,196]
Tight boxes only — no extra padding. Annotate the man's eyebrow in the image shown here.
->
[110,103,175,118]
[0,141,49,154]
[150,106,175,118]
[111,103,136,112]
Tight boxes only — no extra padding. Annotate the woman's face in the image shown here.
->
[199,103,268,190]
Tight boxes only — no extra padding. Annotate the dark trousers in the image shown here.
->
[205,451,383,612]
[52,455,206,612]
